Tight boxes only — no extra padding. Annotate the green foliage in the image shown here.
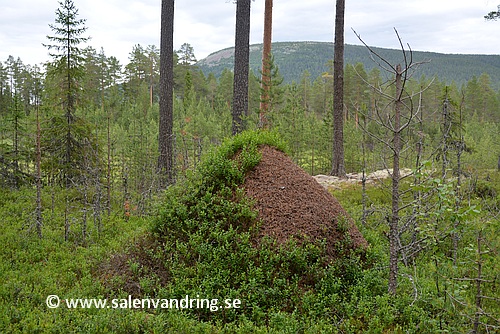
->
[149,131,435,330]
[1,170,499,332]
[0,186,154,333]
[42,113,101,185]
[153,130,287,237]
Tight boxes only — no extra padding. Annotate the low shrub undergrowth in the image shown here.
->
[4,130,494,332]
[150,130,431,331]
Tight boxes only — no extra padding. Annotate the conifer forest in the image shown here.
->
[1,0,499,332]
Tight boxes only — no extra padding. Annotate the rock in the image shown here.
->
[313,168,413,188]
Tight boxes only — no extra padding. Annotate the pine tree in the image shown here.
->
[258,54,284,118]
[177,43,197,65]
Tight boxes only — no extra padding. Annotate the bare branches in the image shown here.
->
[352,28,430,79]
[352,28,438,294]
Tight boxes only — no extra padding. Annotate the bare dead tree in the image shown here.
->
[106,103,112,216]
[353,28,431,294]
[389,62,403,294]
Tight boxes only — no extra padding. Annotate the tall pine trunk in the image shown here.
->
[158,0,175,188]
[232,0,251,135]
[331,0,346,177]
[259,0,273,128]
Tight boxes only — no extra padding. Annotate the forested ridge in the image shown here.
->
[198,41,500,87]
[1,1,500,332]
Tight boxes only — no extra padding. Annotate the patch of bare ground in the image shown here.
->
[97,233,167,298]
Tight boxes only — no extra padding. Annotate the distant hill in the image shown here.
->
[196,41,500,87]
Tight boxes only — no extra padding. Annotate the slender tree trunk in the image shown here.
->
[158,0,175,188]
[412,89,424,255]
[259,0,273,128]
[361,115,368,226]
[389,64,403,295]
[94,171,102,233]
[123,165,130,221]
[441,93,450,178]
[453,95,465,264]
[232,0,251,135]
[65,18,73,189]
[106,108,112,216]
[472,230,483,334]
[150,58,154,108]
[82,181,88,243]
[35,81,43,239]
[12,95,21,189]
[64,195,70,241]
[331,0,346,177]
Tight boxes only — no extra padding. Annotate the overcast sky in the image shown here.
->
[1,0,500,66]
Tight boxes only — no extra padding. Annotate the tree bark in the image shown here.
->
[472,231,483,334]
[35,77,43,239]
[259,0,273,128]
[158,0,175,188]
[389,64,403,295]
[331,0,346,177]
[232,0,251,135]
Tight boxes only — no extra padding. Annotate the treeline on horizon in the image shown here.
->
[198,41,500,88]
[0,41,499,205]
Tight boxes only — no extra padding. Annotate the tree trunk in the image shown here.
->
[232,0,251,135]
[35,81,43,239]
[441,94,450,178]
[65,19,74,189]
[106,108,112,216]
[259,0,273,128]
[158,0,175,188]
[331,0,346,177]
[389,64,403,295]
[472,230,483,334]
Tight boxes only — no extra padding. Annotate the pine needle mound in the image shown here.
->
[243,145,368,257]
[102,131,371,325]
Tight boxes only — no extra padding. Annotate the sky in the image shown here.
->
[1,0,500,67]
